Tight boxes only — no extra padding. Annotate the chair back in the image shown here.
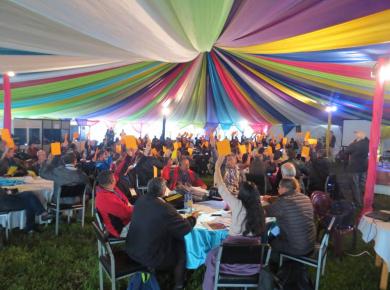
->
[311,191,332,218]
[318,216,336,260]
[92,221,114,257]
[219,242,271,266]
[95,209,105,231]
[60,184,86,198]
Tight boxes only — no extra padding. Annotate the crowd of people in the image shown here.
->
[0,127,370,289]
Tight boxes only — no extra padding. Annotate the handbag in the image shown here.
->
[127,272,160,290]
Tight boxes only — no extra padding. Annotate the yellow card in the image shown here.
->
[73,132,79,139]
[275,144,281,150]
[239,144,247,154]
[115,144,122,154]
[308,138,318,145]
[125,135,137,149]
[304,131,311,141]
[171,150,178,160]
[6,138,15,148]
[153,166,158,178]
[1,128,10,141]
[265,146,273,156]
[282,137,288,145]
[301,146,310,158]
[216,139,231,156]
[188,148,193,156]
[173,142,180,150]
[51,142,61,156]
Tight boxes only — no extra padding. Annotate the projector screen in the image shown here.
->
[342,120,371,146]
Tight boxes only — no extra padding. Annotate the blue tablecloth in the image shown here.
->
[0,178,25,187]
[185,227,229,269]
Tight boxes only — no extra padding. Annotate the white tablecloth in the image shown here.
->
[358,214,390,272]
[0,176,54,229]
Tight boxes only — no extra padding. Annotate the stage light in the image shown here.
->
[162,107,170,116]
[379,63,390,82]
[7,71,15,77]
[325,105,337,112]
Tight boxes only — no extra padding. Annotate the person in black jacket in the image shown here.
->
[125,177,197,290]
[264,178,315,256]
[344,131,369,207]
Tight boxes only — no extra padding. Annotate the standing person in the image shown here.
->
[329,131,337,160]
[125,178,198,290]
[345,131,369,207]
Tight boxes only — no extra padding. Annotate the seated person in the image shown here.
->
[221,154,241,195]
[95,170,133,238]
[40,153,90,204]
[308,149,330,193]
[165,157,206,190]
[126,178,198,290]
[0,147,27,177]
[203,156,266,289]
[94,148,112,171]
[264,178,315,257]
[0,189,51,233]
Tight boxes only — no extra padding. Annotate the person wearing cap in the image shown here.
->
[345,131,369,207]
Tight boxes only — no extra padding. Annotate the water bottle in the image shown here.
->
[184,190,193,213]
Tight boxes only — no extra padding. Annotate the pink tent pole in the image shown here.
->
[2,74,12,131]
[362,58,387,215]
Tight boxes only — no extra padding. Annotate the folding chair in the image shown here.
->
[279,216,336,290]
[92,221,147,290]
[95,210,126,246]
[213,241,271,290]
[48,184,87,235]
[135,175,147,195]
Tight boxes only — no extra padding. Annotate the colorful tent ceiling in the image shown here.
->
[1,0,390,128]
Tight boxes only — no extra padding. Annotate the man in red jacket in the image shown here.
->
[165,158,206,190]
[95,170,133,238]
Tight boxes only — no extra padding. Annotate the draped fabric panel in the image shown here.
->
[0,0,389,127]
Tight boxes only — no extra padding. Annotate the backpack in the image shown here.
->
[127,272,160,290]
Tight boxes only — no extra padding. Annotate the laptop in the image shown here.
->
[365,211,390,222]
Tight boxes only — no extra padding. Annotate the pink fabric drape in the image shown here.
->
[362,58,387,215]
[2,74,12,131]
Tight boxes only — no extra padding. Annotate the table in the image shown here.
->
[184,200,229,269]
[375,167,390,196]
[0,176,54,230]
[358,214,390,290]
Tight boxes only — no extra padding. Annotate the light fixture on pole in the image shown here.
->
[161,106,170,141]
[325,105,337,158]
[2,71,16,132]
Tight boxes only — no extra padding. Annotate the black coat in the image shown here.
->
[345,138,369,173]
[125,194,195,268]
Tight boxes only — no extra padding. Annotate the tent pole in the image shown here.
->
[2,74,12,131]
[362,58,387,215]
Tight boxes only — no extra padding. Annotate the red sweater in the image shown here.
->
[166,167,206,190]
[95,186,133,238]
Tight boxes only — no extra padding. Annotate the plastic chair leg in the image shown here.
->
[315,266,321,290]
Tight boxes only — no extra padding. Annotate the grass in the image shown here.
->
[0,187,389,289]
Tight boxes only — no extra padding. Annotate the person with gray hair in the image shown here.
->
[126,177,198,290]
[281,162,296,178]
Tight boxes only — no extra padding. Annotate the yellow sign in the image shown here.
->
[282,137,288,145]
[308,138,318,145]
[153,166,158,178]
[188,148,193,156]
[304,131,311,141]
[239,144,247,154]
[301,146,310,158]
[265,146,273,156]
[275,144,281,150]
[171,149,178,160]
[1,128,11,141]
[125,135,138,149]
[51,142,61,156]
[216,139,231,156]
[115,144,122,154]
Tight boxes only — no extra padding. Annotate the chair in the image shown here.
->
[91,179,97,216]
[48,184,87,235]
[213,242,271,290]
[92,221,147,290]
[311,191,332,239]
[95,210,126,246]
[0,211,11,240]
[135,174,147,195]
[279,216,336,290]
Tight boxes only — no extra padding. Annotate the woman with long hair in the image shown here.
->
[203,155,266,289]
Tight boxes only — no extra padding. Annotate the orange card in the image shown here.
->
[73,132,79,139]
[301,146,310,158]
[125,135,137,149]
[275,144,281,150]
[6,138,15,148]
[282,137,288,145]
[304,131,311,141]
[115,144,122,154]
[216,139,231,156]
[188,148,193,156]
[51,142,61,156]
[1,128,10,141]
[239,144,247,154]
[308,138,318,145]
[153,166,158,178]
[264,146,273,156]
